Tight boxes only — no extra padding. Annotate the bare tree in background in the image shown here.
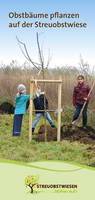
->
[16,32,52,80]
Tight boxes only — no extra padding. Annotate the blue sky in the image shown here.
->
[0,0,95,68]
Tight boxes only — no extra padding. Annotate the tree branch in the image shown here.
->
[36,32,44,79]
[16,36,40,70]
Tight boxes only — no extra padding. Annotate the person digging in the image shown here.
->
[72,75,90,130]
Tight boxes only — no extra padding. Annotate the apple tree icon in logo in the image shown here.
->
[25,175,39,193]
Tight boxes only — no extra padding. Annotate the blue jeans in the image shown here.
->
[72,103,88,126]
[32,112,55,129]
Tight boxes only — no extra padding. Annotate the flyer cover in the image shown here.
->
[0,0,95,200]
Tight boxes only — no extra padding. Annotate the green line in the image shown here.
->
[0,158,94,173]
[0,158,82,172]
[27,164,82,172]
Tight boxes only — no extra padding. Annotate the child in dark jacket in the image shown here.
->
[32,86,55,133]
[72,75,90,128]
[13,84,30,136]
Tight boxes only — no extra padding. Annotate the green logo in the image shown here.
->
[25,175,39,193]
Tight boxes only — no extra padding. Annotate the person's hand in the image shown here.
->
[84,98,87,101]
[16,92,20,96]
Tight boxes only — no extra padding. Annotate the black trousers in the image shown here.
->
[13,114,23,136]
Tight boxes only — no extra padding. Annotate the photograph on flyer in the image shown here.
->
[0,1,95,200]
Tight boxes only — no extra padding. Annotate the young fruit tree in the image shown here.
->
[25,175,39,193]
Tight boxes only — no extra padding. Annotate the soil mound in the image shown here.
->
[34,125,95,144]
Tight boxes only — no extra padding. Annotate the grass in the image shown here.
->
[0,113,95,167]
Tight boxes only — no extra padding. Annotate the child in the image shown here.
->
[13,84,30,136]
[72,75,90,128]
[32,85,56,133]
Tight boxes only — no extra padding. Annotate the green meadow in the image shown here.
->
[0,114,95,167]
